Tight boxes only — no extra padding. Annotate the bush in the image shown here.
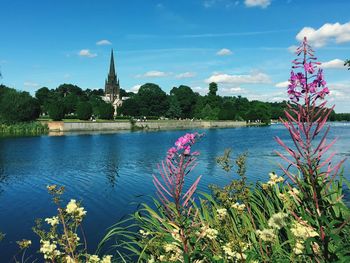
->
[97,102,114,120]
[48,101,65,121]
[76,102,92,120]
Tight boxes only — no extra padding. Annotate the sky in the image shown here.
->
[1,0,350,112]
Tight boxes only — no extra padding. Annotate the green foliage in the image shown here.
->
[138,83,169,116]
[97,102,114,120]
[345,59,350,70]
[166,96,182,119]
[200,104,220,120]
[170,85,197,118]
[48,100,65,121]
[76,102,92,120]
[209,82,218,96]
[0,122,48,135]
[0,87,40,124]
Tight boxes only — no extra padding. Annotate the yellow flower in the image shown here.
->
[268,172,284,185]
[288,187,300,196]
[66,199,87,219]
[101,255,112,263]
[293,241,304,255]
[45,216,59,226]
[290,220,318,239]
[66,199,78,213]
[17,239,32,249]
[217,208,227,220]
[65,256,75,263]
[256,228,276,242]
[231,202,246,212]
[201,226,218,240]
[268,212,288,230]
[88,255,100,263]
[40,240,61,259]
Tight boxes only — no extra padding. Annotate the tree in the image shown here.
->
[63,93,79,114]
[76,102,92,120]
[48,100,65,121]
[98,102,114,120]
[35,87,51,105]
[166,96,182,119]
[119,97,140,116]
[200,104,219,120]
[170,85,197,118]
[345,59,350,70]
[209,82,218,96]
[218,101,235,120]
[137,83,168,116]
[0,88,40,123]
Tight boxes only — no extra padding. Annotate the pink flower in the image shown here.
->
[304,62,315,74]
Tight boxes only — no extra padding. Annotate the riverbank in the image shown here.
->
[46,120,248,132]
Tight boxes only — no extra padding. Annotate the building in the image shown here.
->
[102,49,122,115]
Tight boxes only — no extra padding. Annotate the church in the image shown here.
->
[102,50,123,115]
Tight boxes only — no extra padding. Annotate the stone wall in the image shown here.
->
[47,120,247,132]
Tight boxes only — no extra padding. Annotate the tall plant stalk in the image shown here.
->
[275,37,346,261]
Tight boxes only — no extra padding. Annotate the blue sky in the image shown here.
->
[1,0,350,112]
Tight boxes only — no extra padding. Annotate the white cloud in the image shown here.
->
[175,72,196,79]
[320,59,345,69]
[136,71,169,78]
[296,22,350,48]
[192,86,208,95]
[287,45,298,53]
[216,48,233,56]
[275,81,289,88]
[206,72,271,84]
[244,0,271,8]
[78,49,97,58]
[221,86,247,95]
[127,84,142,93]
[96,39,112,46]
[24,82,39,88]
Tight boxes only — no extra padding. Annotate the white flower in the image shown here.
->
[65,256,75,263]
[231,202,246,212]
[101,255,112,263]
[268,212,288,230]
[201,226,218,240]
[290,220,318,239]
[256,228,276,242]
[45,216,59,226]
[88,254,100,263]
[66,199,78,213]
[40,240,61,259]
[217,208,227,220]
[66,199,86,219]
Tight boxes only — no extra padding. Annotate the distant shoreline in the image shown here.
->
[46,120,253,133]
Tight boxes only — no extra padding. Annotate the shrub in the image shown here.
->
[76,102,92,120]
[48,101,65,121]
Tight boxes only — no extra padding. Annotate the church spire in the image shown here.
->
[109,49,116,77]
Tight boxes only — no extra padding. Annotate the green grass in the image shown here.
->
[0,122,49,135]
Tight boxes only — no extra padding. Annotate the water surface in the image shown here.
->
[0,123,349,261]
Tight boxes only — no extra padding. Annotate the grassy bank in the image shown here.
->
[0,122,49,136]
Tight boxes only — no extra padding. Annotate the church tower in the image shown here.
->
[104,49,120,102]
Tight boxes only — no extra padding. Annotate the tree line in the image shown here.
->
[1,82,350,124]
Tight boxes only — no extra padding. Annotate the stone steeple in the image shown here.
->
[104,49,120,102]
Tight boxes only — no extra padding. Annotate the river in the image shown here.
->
[0,123,349,261]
